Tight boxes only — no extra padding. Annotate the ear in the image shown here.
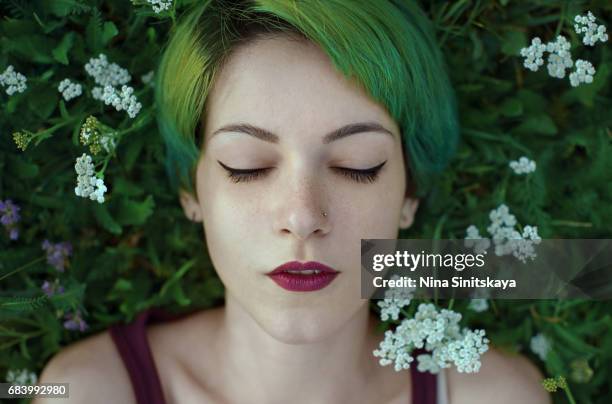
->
[179,189,203,223]
[399,198,419,229]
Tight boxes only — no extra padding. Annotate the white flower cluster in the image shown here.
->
[58,78,83,101]
[147,0,173,14]
[468,298,489,313]
[74,153,107,203]
[85,54,131,87]
[569,59,596,87]
[464,225,491,255]
[487,204,542,262]
[92,84,142,118]
[519,37,546,71]
[373,303,489,374]
[0,65,27,96]
[530,333,551,361]
[574,11,608,46]
[377,275,414,321]
[520,35,575,79]
[545,36,573,79]
[5,368,37,385]
[465,204,541,263]
[85,54,142,118]
[520,11,608,87]
[521,12,607,86]
[509,156,536,174]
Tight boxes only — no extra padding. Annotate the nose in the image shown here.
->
[273,172,332,241]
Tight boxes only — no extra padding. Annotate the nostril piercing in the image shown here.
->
[322,210,327,217]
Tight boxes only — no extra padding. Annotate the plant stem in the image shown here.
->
[0,256,46,281]
[551,220,592,228]
[563,385,577,404]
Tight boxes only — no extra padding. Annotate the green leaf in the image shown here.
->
[7,155,39,179]
[500,98,523,117]
[92,202,123,235]
[86,8,103,53]
[59,100,70,120]
[512,114,558,136]
[113,177,145,197]
[552,325,601,355]
[28,86,59,120]
[6,35,55,64]
[101,22,119,48]
[52,32,76,65]
[111,279,133,293]
[564,63,611,108]
[116,195,155,226]
[49,284,86,312]
[0,296,48,314]
[48,0,91,17]
[30,195,65,209]
[501,30,526,56]
[170,283,191,306]
[160,258,196,306]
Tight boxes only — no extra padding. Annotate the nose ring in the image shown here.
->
[321,210,328,217]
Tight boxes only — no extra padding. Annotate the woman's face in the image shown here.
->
[180,35,419,343]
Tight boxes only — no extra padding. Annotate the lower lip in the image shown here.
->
[267,272,339,292]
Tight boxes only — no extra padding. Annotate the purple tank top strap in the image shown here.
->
[109,308,182,404]
[410,349,438,404]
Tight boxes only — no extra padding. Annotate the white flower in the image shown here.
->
[5,368,37,385]
[545,36,573,79]
[464,225,491,255]
[74,153,107,203]
[569,59,596,87]
[85,54,131,87]
[509,156,536,174]
[146,0,173,13]
[520,37,546,72]
[574,11,608,46]
[0,65,27,95]
[92,84,142,118]
[141,70,154,86]
[58,78,83,101]
[486,204,541,263]
[530,333,551,361]
[435,328,489,373]
[468,298,489,313]
[377,275,414,321]
[373,303,489,374]
[416,353,441,374]
[85,54,142,118]
[487,204,517,236]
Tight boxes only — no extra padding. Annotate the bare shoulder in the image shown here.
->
[446,346,551,404]
[33,329,135,404]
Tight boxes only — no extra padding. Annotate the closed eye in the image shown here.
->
[217,160,386,184]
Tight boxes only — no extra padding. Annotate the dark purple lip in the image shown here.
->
[267,261,339,275]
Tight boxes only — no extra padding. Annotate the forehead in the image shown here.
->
[203,35,398,140]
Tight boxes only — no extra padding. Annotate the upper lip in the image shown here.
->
[267,261,339,275]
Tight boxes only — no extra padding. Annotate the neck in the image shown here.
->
[214,292,382,404]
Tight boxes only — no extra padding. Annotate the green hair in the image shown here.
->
[155,0,459,198]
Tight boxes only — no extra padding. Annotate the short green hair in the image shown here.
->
[155,0,459,198]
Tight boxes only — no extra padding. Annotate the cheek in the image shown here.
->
[336,174,405,240]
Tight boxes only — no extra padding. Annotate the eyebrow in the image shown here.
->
[210,122,396,144]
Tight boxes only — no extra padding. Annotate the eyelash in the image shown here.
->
[218,161,386,184]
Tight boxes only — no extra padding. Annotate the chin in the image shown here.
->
[254,306,354,345]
